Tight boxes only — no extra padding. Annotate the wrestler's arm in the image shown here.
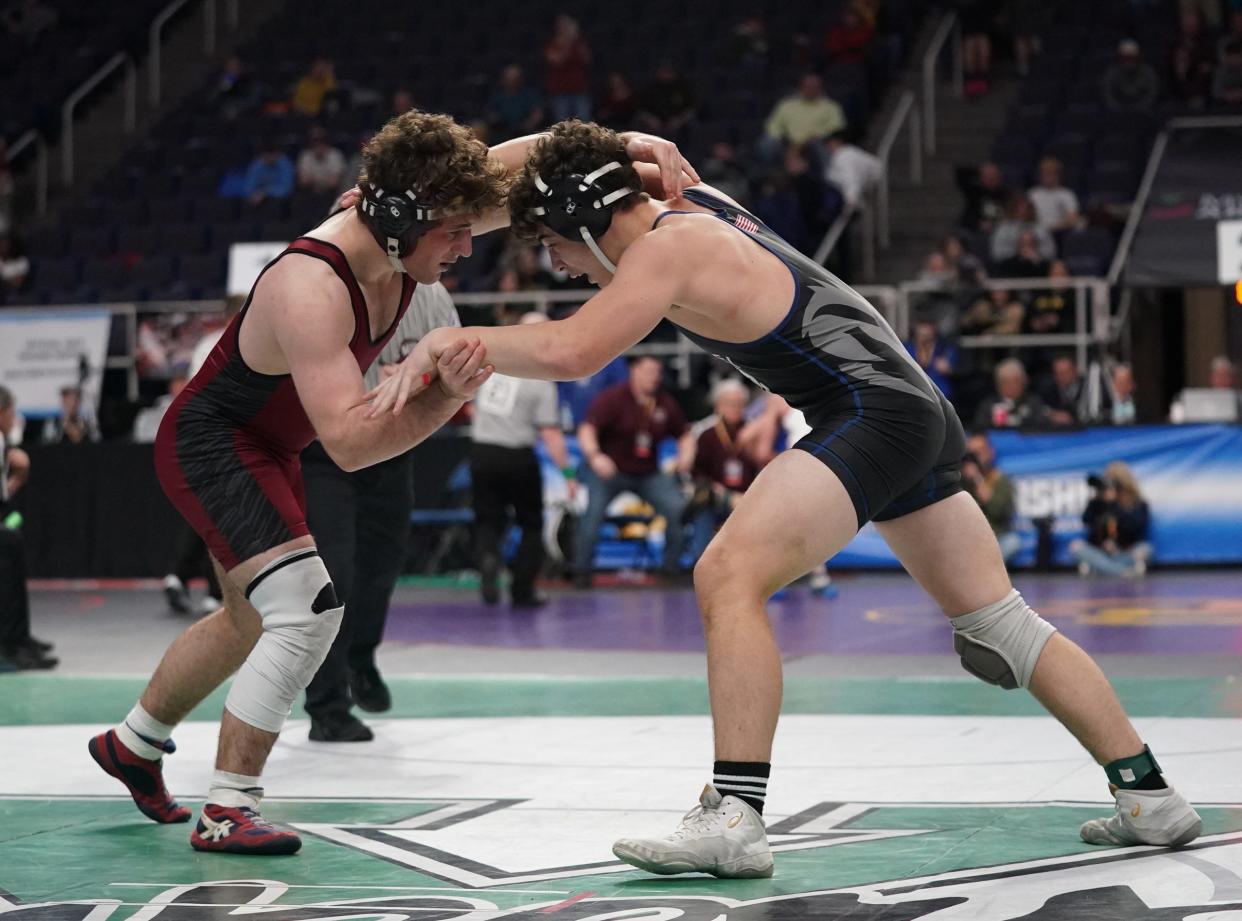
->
[270,263,479,471]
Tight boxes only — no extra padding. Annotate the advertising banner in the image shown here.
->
[0,309,111,417]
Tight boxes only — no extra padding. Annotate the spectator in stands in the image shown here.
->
[471,312,573,608]
[0,234,29,300]
[558,351,629,429]
[822,130,883,210]
[1101,39,1160,113]
[942,233,987,285]
[636,63,698,140]
[905,317,959,399]
[1070,462,1151,577]
[700,141,751,205]
[296,127,347,195]
[291,57,337,117]
[594,72,638,127]
[996,229,1051,278]
[1213,38,1242,105]
[685,379,764,563]
[823,5,875,65]
[487,65,545,140]
[337,130,371,198]
[961,286,1026,337]
[543,13,592,122]
[1210,354,1237,389]
[0,0,57,42]
[0,139,14,236]
[973,358,1049,429]
[212,55,259,118]
[1169,9,1217,109]
[957,0,996,96]
[728,15,771,67]
[912,251,964,332]
[243,143,295,206]
[957,161,1010,234]
[783,143,837,254]
[1005,0,1047,76]
[1040,353,1085,426]
[0,384,56,670]
[1102,362,1140,425]
[1026,259,1073,334]
[390,88,414,118]
[991,191,1055,263]
[761,73,847,160]
[961,431,1020,562]
[1028,157,1080,235]
[43,385,99,444]
[574,355,693,588]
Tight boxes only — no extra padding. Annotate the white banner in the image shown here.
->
[0,309,111,417]
[1217,219,1242,284]
[227,241,289,297]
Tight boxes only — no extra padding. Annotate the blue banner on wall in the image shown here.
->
[832,424,1242,568]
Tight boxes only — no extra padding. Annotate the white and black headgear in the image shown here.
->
[358,184,442,273]
[530,161,635,274]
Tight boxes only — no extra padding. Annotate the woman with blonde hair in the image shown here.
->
[1070,460,1152,577]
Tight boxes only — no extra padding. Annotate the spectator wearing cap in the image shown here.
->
[1102,39,1160,112]
[296,127,347,195]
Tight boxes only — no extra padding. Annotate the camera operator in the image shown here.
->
[1070,461,1152,577]
[960,432,1020,564]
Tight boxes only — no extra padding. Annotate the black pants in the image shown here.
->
[301,441,413,719]
[0,527,31,650]
[470,443,543,603]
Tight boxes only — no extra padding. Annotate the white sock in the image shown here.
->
[115,703,174,761]
[207,769,264,810]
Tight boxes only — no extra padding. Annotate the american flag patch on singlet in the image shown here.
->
[733,214,760,234]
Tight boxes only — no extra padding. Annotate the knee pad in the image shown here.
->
[225,549,343,733]
[950,589,1056,690]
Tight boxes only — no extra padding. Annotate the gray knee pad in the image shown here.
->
[225,549,343,733]
[950,589,1056,690]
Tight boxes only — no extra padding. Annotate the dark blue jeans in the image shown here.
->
[575,469,686,573]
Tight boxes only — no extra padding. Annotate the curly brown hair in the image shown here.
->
[358,110,508,217]
[508,119,647,241]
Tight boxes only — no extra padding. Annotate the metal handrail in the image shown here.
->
[875,89,922,248]
[150,0,218,107]
[8,129,48,217]
[62,53,136,185]
[921,11,959,156]
[1108,115,1242,285]
[813,204,856,266]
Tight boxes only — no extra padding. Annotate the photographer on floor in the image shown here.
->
[1069,461,1152,578]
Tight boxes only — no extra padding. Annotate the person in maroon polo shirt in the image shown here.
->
[574,354,693,587]
[685,378,763,563]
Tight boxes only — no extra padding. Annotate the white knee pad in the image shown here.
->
[225,548,343,733]
[950,589,1056,690]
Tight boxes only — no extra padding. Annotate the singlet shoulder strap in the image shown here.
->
[286,237,368,335]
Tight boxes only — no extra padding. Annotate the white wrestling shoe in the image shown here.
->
[612,785,773,878]
[1080,786,1202,847]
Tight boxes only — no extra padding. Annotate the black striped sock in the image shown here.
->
[713,760,770,814]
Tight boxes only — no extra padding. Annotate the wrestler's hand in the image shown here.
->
[621,132,701,198]
[433,337,493,401]
[336,186,362,212]
[364,334,441,417]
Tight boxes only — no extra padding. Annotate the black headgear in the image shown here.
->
[359,184,442,273]
[530,161,635,274]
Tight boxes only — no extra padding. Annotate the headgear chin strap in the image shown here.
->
[359,185,442,273]
[531,161,634,275]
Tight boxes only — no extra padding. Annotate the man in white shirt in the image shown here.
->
[822,131,883,209]
[296,127,348,194]
[1028,157,1079,234]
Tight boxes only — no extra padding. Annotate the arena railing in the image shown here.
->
[921,10,962,156]
[8,129,48,218]
[150,0,231,107]
[62,53,137,186]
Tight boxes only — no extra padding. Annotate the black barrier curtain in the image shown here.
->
[11,432,473,578]
[1126,125,1242,286]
